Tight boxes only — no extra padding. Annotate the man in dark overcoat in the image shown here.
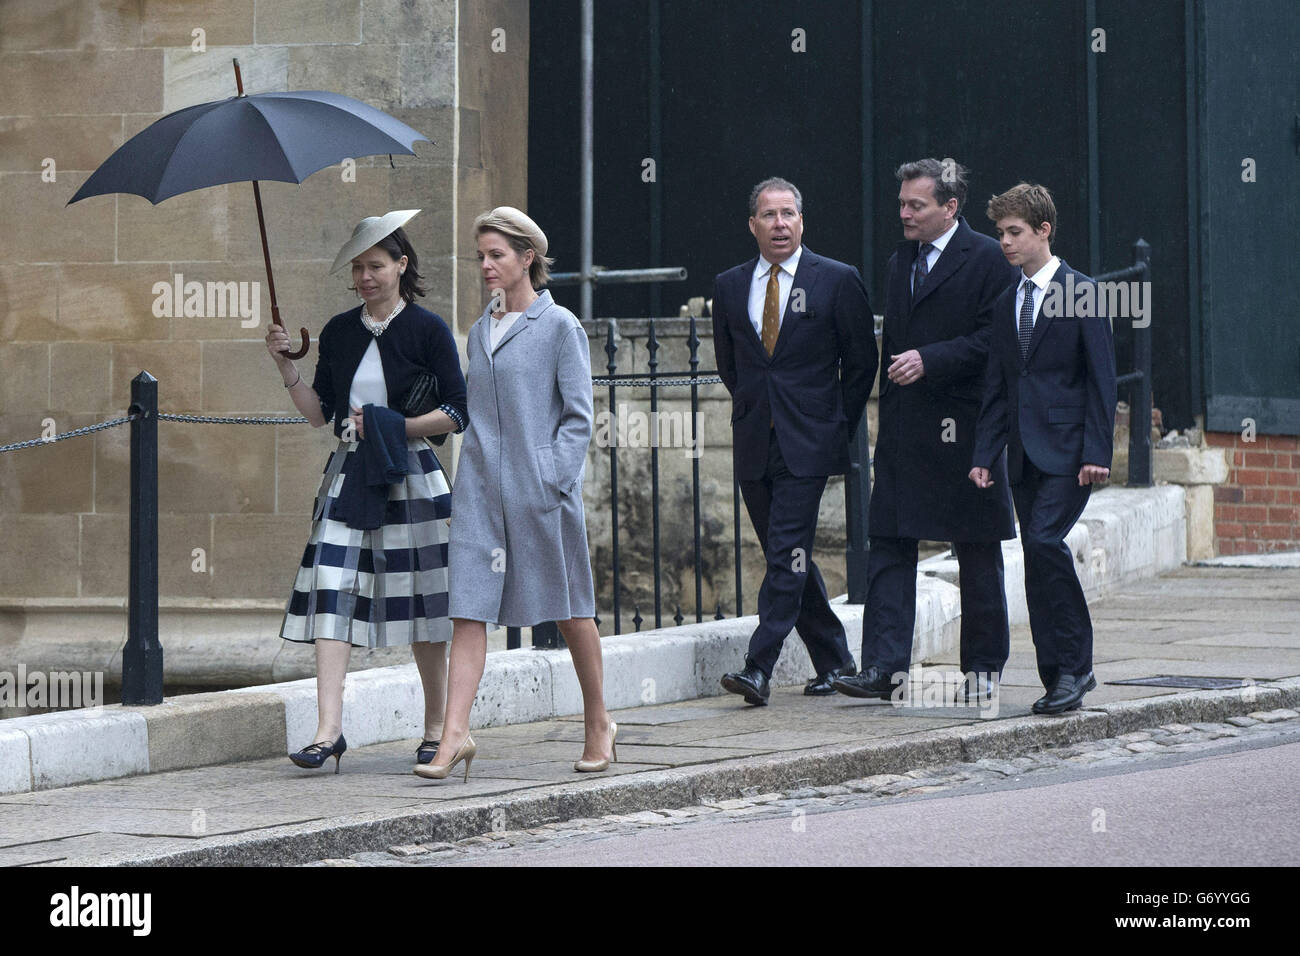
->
[835,159,1018,702]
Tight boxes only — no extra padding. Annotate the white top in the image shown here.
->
[747,244,803,338]
[489,311,523,357]
[347,338,388,410]
[1016,255,1061,331]
[911,219,959,293]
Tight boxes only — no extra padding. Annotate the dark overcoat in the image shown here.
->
[869,216,1017,542]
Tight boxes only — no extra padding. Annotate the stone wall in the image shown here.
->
[0,0,528,604]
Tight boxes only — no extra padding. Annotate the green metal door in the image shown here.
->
[1198,0,1300,434]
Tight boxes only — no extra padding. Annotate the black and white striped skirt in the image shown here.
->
[280,437,452,648]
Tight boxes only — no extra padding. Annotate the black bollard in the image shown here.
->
[845,415,873,603]
[122,371,164,705]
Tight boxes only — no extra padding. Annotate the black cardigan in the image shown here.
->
[310,303,469,441]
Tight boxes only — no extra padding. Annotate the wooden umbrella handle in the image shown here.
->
[236,59,309,360]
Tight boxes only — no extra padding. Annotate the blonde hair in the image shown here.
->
[473,210,554,288]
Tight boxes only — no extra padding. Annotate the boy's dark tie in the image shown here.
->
[1018,277,1036,361]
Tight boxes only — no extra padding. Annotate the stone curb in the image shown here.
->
[81,677,1299,867]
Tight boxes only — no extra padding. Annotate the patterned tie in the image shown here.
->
[761,262,781,356]
[911,242,934,304]
[1018,277,1036,361]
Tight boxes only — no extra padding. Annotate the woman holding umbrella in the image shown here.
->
[416,206,615,782]
[267,209,468,773]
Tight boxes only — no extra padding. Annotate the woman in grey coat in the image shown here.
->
[416,206,616,781]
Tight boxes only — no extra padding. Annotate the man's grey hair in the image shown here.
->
[748,177,803,217]
[896,158,968,212]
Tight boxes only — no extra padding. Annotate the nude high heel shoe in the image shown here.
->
[574,721,617,772]
[414,735,476,782]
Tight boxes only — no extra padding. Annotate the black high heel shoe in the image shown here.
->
[415,739,440,765]
[290,734,347,773]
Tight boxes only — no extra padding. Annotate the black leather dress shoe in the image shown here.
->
[721,663,770,706]
[957,673,999,704]
[832,665,897,700]
[415,739,440,765]
[805,663,858,696]
[1035,671,1097,715]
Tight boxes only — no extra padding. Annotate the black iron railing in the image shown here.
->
[1097,238,1153,486]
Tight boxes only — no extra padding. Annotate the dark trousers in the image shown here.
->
[1011,456,1094,689]
[861,537,1009,677]
[738,433,852,678]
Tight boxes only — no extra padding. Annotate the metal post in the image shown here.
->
[1128,238,1153,487]
[688,316,703,622]
[122,370,163,705]
[605,320,622,633]
[845,415,872,602]
[648,320,663,629]
[580,0,594,325]
[532,621,563,649]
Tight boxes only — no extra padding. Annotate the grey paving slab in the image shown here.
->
[1174,632,1300,648]
[1091,642,1300,669]
[677,728,869,750]
[0,832,193,866]
[610,744,767,765]
[1090,657,1300,681]
[466,760,662,780]
[575,704,740,725]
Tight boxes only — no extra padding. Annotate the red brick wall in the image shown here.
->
[1207,432,1300,554]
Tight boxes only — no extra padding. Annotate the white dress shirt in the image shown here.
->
[348,338,388,410]
[911,219,959,294]
[1015,254,1061,331]
[747,244,803,338]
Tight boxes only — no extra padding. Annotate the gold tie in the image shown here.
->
[761,262,781,356]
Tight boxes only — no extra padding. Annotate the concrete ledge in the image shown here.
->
[132,691,287,774]
[920,485,1187,626]
[90,678,1300,867]
[1154,445,1229,484]
[0,729,31,794]
[22,709,148,792]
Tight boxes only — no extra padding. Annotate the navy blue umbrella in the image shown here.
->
[68,59,430,358]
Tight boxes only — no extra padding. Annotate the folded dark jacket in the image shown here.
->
[331,404,410,530]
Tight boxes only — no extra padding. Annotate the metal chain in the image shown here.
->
[1,377,717,454]
[0,415,137,454]
[592,375,723,387]
[158,413,309,425]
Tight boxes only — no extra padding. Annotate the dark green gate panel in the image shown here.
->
[1198,0,1300,435]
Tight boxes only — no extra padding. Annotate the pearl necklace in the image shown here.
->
[361,299,406,337]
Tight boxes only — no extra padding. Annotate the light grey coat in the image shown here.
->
[447,289,596,626]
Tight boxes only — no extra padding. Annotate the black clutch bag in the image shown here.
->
[399,370,440,417]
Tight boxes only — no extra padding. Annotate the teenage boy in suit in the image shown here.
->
[970,183,1117,715]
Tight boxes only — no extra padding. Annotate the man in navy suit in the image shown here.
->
[831,159,1018,706]
[971,183,1117,715]
[712,177,878,705]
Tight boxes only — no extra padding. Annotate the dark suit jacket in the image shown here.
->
[712,247,877,480]
[973,259,1118,482]
[869,216,1018,542]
